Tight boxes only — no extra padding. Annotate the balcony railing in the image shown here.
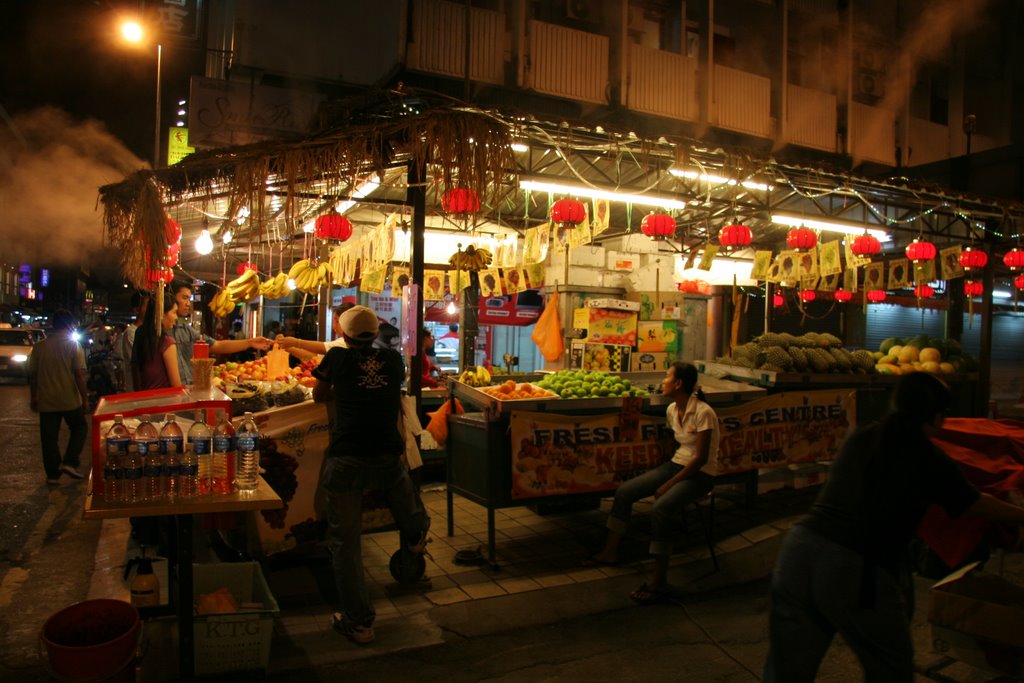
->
[786,84,836,152]
[850,102,896,165]
[627,44,697,121]
[712,65,773,138]
[406,0,504,84]
[526,20,609,104]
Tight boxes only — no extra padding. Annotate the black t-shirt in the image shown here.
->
[800,421,980,575]
[313,345,406,459]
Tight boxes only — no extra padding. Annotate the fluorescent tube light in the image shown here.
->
[771,214,891,242]
[993,289,1012,300]
[669,169,773,192]
[520,179,688,211]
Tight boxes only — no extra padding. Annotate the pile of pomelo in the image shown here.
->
[874,334,977,376]
[535,370,648,399]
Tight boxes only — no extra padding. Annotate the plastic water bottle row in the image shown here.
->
[102,410,260,503]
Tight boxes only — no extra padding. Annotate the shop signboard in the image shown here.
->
[508,389,856,498]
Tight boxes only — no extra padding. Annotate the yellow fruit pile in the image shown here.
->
[874,345,955,375]
[479,380,558,400]
[457,366,492,387]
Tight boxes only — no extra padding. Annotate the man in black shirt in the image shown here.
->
[312,306,430,646]
[765,372,1024,682]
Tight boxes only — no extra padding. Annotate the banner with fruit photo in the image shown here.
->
[423,269,446,301]
[478,268,501,297]
[509,409,672,500]
[714,389,856,474]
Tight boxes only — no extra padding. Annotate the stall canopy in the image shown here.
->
[100,88,1024,290]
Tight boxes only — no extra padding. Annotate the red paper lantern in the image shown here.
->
[958,248,988,270]
[164,218,182,244]
[799,290,816,302]
[850,234,881,257]
[1003,248,1024,271]
[834,289,853,303]
[236,261,258,275]
[1014,274,1024,289]
[964,280,983,297]
[441,188,481,217]
[905,239,936,262]
[719,224,753,248]
[914,284,935,298]
[550,199,586,228]
[786,227,817,251]
[164,249,179,268]
[866,289,887,303]
[640,212,676,240]
[314,211,353,241]
[773,293,784,307]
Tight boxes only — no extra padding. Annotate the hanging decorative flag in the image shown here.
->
[939,245,964,281]
[478,268,501,297]
[887,258,909,290]
[818,241,842,276]
[751,250,773,280]
[391,266,410,298]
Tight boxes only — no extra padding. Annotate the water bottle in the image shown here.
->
[212,410,236,495]
[123,444,143,503]
[103,440,123,504]
[135,415,161,501]
[178,443,200,498]
[235,412,260,492]
[103,415,132,502]
[163,443,181,500]
[187,411,213,495]
[158,414,184,455]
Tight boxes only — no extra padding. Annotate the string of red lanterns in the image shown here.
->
[640,212,676,240]
[1016,274,1024,289]
[1004,248,1024,270]
[772,293,784,307]
[719,223,752,248]
[799,290,816,303]
[550,198,586,228]
[958,247,988,270]
[964,281,983,297]
[833,289,853,303]
[914,284,935,298]
[850,234,881,258]
[905,238,936,263]
[866,290,887,303]
[314,211,353,241]
[441,188,481,219]
[786,227,817,251]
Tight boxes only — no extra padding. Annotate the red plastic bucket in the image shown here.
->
[40,599,140,683]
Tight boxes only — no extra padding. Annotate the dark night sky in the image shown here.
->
[1,1,204,287]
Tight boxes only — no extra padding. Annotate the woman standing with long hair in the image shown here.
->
[588,361,720,604]
[131,289,182,390]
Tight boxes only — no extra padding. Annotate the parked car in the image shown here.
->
[0,328,41,383]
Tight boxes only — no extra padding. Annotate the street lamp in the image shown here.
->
[119,19,162,168]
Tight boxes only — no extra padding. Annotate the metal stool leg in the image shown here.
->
[692,491,718,571]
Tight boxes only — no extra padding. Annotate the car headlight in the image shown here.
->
[11,354,28,363]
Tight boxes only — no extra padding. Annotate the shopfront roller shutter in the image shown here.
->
[864,305,945,353]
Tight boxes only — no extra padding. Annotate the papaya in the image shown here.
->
[898,346,920,363]
[919,347,942,363]
[879,337,901,355]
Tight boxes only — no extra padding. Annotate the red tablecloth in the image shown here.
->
[919,418,1024,566]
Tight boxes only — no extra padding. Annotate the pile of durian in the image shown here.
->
[719,332,877,375]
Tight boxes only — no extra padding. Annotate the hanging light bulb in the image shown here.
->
[287,278,297,291]
[195,229,214,255]
[446,300,458,316]
[302,220,316,233]
[222,228,233,244]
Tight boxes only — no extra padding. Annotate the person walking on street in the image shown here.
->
[168,281,271,384]
[587,361,720,604]
[312,305,431,645]
[28,310,89,484]
[764,372,1024,682]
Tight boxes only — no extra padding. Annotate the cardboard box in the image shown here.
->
[637,320,679,353]
[785,463,828,489]
[630,352,671,372]
[929,562,1024,676]
[606,251,638,272]
[569,342,632,373]
[660,302,682,319]
[572,307,638,346]
[586,298,640,312]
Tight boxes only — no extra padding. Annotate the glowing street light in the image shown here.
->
[118,18,162,168]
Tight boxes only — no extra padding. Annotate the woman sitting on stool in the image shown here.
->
[588,361,720,604]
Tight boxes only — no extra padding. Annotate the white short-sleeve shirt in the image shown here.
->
[324,337,348,350]
[666,395,720,474]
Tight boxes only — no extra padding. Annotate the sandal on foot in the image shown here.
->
[629,582,673,605]
[332,613,375,645]
[580,555,620,568]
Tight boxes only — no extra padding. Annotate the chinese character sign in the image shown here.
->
[147,0,202,43]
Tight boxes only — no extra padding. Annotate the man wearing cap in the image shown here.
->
[312,305,430,645]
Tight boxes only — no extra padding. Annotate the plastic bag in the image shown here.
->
[425,398,464,447]
[266,344,290,380]
[530,291,564,362]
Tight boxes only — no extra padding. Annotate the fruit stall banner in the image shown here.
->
[508,388,856,498]
[715,389,856,474]
[509,410,672,500]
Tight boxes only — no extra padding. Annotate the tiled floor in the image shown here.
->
[267,483,819,640]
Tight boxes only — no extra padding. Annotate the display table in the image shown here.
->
[84,479,282,680]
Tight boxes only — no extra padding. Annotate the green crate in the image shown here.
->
[192,562,280,676]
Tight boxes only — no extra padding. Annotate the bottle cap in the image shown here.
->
[193,339,209,359]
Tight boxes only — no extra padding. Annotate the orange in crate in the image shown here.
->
[480,382,558,400]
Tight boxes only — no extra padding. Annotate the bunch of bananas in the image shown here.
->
[456,365,492,387]
[225,267,262,302]
[208,288,236,318]
[259,272,291,300]
[287,258,333,295]
[448,245,493,272]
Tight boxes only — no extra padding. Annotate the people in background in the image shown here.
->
[312,306,430,646]
[28,310,89,484]
[168,280,271,384]
[118,290,150,392]
[587,361,719,605]
[276,303,355,360]
[764,372,1024,682]
[131,292,182,390]
[419,328,441,388]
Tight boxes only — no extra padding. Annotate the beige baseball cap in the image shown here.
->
[339,305,379,341]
